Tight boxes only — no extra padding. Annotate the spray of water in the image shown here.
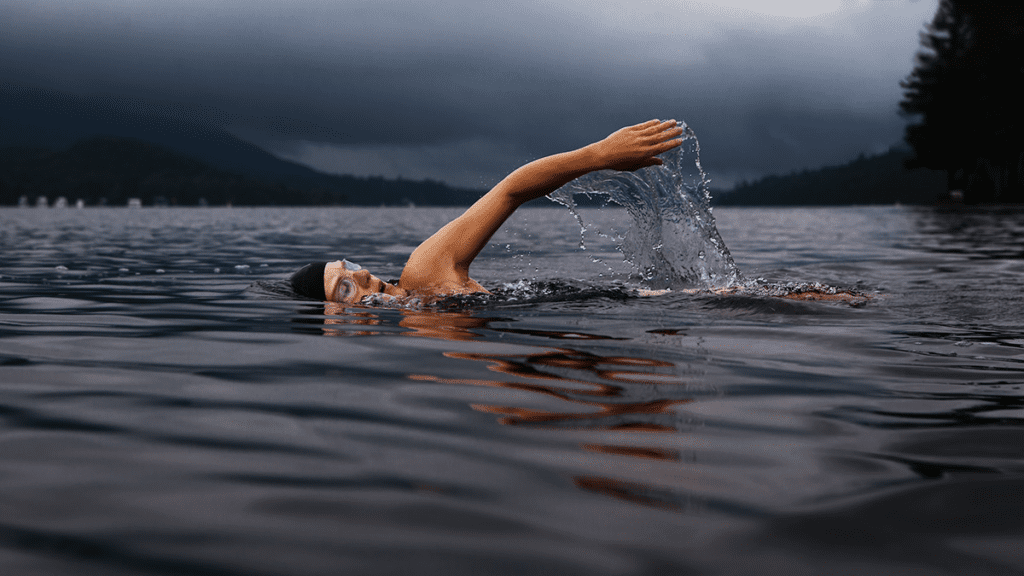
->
[547,121,741,290]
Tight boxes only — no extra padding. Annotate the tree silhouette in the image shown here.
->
[900,0,1024,203]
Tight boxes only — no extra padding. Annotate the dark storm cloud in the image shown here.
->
[0,0,937,187]
[2,0,607,143]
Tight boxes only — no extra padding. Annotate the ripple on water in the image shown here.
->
[1,206,1023,575]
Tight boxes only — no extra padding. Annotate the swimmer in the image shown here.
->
[290,119,685,304]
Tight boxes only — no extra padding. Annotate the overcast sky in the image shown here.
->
[1,0,938,188]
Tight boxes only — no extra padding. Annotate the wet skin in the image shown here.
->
[324,260,407,304]
[319,120,685,304]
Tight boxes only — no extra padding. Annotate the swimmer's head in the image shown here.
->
[289,261,328,300]
[291,260,406,303]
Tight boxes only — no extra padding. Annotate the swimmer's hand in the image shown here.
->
[593,119,685,172]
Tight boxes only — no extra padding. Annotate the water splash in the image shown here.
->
[548,121,741,290]
[433,279,635,310]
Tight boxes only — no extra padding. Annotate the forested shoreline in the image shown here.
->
[713,148,946,206]
[0,137,953,208]
[0,137,483,207]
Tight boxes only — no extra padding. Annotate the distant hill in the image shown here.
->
[713,148,948,206]
[0,88,483,206]
[0,88,327,180]
[0,137,483,206]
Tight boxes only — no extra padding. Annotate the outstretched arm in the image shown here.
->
[399,119,684,294]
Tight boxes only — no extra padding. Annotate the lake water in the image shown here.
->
[1,205,1023,576]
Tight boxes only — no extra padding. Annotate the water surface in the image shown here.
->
[1,205,1023,576]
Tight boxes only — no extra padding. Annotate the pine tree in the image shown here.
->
[900,0,1024,203]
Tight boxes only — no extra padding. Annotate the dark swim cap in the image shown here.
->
[290,262,327,300]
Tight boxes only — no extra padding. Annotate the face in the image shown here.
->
[324,260,406,303]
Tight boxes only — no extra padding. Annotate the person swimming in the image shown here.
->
[290,119,685,304]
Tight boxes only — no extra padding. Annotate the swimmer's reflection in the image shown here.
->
[410,342,701,510]
[320,304,383,336]
[422,348,690,431]
[316,303,701,510]
[320,302,497,341]
[315,306,693,430]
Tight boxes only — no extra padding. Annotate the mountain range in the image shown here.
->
[2,88,948,207]
[0,88,483,206]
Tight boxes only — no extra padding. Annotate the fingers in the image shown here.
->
[658,127,684,141]
[623,119,682,142]
[609,119,684,171]
[655,137,684,152]
[639,120,683,141]
[627,157,663,172]
[645,119,677,130]
[634,137,681,170]
[634,118,680,130]
[634,119,675,132]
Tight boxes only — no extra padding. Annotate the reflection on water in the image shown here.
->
[321,303,496,340]
[320,302,700,510]
[442,349,686,428]
[319,303,695,429]
[3,206,1024,576]
[413,343,699,510]
[911,206,1024,259]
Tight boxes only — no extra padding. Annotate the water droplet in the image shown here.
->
[548,121,740,290]
[156,269,165,274]
[235,264,250,270]
[55,265,68,271]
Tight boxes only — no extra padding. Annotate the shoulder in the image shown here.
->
[398,261,489,297]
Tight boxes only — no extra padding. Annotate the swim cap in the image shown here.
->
[290,262,327,300]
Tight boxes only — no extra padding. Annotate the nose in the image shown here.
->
[352,269,372,286]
